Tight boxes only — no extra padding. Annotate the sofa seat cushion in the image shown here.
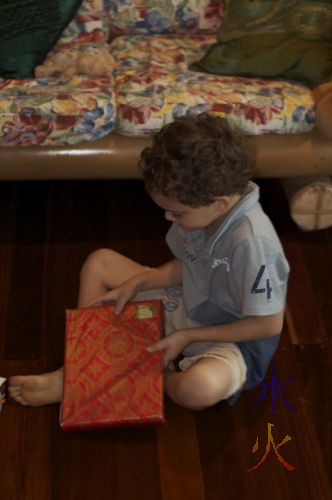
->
[0,75,115,146]
[111,35,315,137]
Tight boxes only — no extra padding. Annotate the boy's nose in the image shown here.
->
[165,211,175,222]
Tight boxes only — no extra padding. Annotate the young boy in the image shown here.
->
[9,113,289,411]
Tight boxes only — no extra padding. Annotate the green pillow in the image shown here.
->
[190,0,332,86]
[0,0,82,79]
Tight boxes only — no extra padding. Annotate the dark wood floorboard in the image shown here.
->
[0,179,330,500]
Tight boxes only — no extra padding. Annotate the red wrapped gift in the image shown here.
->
[60,300,165,431]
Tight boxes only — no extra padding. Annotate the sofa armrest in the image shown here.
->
[0,132,332,181]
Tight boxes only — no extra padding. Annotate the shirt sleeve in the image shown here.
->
[230,237,290,316]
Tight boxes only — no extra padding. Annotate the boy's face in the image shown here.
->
[151,191,228,232]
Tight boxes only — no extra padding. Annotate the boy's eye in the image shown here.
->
[165,208,187,219]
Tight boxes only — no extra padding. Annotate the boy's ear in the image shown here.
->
[213,196,231,212]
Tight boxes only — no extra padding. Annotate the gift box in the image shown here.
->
[60,300,165,431]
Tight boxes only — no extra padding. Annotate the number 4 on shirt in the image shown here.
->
[251,265,272,299]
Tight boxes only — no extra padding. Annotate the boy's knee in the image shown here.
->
[80,248,113,279]
[170,369,225,410]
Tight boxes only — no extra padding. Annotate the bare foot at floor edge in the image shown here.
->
[8,368,63,407]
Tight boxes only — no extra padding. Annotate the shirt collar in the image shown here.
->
[208,181,259,253]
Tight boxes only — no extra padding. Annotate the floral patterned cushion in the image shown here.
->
[109,0,223,35]
[56,0,111,47]
[0,75,116,146]
[111,34,316,136]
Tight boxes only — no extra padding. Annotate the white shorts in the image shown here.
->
[135,286,247,400]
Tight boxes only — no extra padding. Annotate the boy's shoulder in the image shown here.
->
[229,210,289,273]
[233,204,279,243]
[228,205,287,264]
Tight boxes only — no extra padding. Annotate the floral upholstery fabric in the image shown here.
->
[109,0,223,35]
[0,75,115,146]
[111,35,315,137]
[57,0,111,46]
[0,0,318,146]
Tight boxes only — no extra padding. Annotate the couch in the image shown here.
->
[1,0,332,181]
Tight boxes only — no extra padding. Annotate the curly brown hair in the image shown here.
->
[138,113,252,207]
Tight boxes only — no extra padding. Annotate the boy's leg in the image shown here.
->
[165,357,241,411]
[9,249,146,407]
[77,248,146,307]
[162,295,246,410]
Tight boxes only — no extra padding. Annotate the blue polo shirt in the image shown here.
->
[165,181,290,403]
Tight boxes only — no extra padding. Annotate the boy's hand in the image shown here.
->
[86,279,139,314]
[147,330,190,368]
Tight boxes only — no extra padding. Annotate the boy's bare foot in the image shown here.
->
[8,368,63,407]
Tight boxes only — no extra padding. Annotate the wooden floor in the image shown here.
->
[0,179,331,500]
